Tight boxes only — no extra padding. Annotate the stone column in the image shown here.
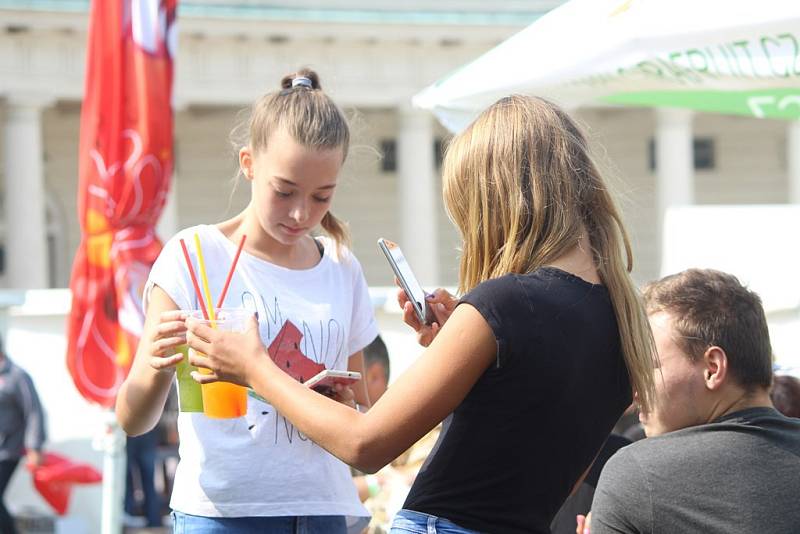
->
[3,95,53,288]
[655,108,694,221]
[397,106,439,286]
[654,108,694,272]
[788,120,800,204]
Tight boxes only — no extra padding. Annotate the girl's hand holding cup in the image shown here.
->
[186,312,263,388]
[149,309,189,372]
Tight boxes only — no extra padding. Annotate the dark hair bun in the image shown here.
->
[280,68,321,90]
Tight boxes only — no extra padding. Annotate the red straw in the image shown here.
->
[216,234,246,309]
[179,238,209,320]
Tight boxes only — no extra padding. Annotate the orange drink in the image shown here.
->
[189,308,252,419]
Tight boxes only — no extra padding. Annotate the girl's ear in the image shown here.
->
[239,146,254,181]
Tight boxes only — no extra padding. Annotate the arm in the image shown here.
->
[18,371,46,466]
[115,286,185,436]
[188,302,496,473]
[347,350,371,409]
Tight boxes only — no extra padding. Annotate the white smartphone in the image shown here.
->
[377,238,435,325]
[304,369,362,396]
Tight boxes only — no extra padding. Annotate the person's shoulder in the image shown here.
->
[466,273,522,300]
[319,237,360,268]
[7,360,35,385]
[162,224,225,257]
[615,427,708,470]
[168,224,217,243]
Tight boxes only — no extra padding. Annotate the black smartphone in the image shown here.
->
[377,238,435,325]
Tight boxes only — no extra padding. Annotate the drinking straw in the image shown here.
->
[193,233,216,322]
[179,238,209,320]
[216,234,247,309]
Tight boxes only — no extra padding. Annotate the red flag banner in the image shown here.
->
[67,0,177,407]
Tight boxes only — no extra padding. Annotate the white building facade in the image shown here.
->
[1,0,798,291]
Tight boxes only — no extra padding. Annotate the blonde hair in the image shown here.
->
[442,95,657,412]
[244,68,350,247]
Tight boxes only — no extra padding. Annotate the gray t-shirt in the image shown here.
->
[591,407,800,534]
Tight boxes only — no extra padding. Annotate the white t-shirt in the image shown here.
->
[145,224,378,527]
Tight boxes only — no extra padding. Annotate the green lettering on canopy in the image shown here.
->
[603,88,800,119]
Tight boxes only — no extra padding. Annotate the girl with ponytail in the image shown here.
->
[117,68,377,533]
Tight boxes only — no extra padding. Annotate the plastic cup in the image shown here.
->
[189,308,252,419]
[175,344,203,412]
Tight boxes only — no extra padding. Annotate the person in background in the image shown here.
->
[584,268,800,534]
[770,374,800,418]
[116,68,377,534]
[550,432,631,534]
[350,334,392,528]
[124,426,163,528]
[362,335,390,407]
[0,335,46,534]
[185,95,659,533]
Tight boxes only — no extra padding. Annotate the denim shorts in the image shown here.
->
[390,509,482,534]
[170,511,347,534]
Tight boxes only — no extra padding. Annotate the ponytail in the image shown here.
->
[320,211,350,250]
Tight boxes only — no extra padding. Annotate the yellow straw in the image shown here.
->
[194,233,216,323]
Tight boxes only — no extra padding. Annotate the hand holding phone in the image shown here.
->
[304,369,361,397]
[378,238,435,326]
[397,287,458,347]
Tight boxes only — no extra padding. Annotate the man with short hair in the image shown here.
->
[589,269,800,534]
[362,334,390,404]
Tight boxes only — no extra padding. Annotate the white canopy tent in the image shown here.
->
[413,0,800,375]
[414,0,800,131]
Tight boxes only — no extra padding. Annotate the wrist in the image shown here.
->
[246,347,271,386]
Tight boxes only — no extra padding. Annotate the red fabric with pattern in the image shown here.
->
[66,0,177,407]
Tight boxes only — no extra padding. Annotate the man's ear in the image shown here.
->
[239,146,254,181]
[703,346,728,391]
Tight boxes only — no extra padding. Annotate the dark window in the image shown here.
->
[382,137,450,172]
[693,138,715,170]
[648,137,716,171]
[380,139,396,172]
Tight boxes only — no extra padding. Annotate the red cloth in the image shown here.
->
[66,0,177,407]
[28,452,102,516]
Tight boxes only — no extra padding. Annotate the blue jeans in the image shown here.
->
[171,512,347,534]
[390,509,482,534]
